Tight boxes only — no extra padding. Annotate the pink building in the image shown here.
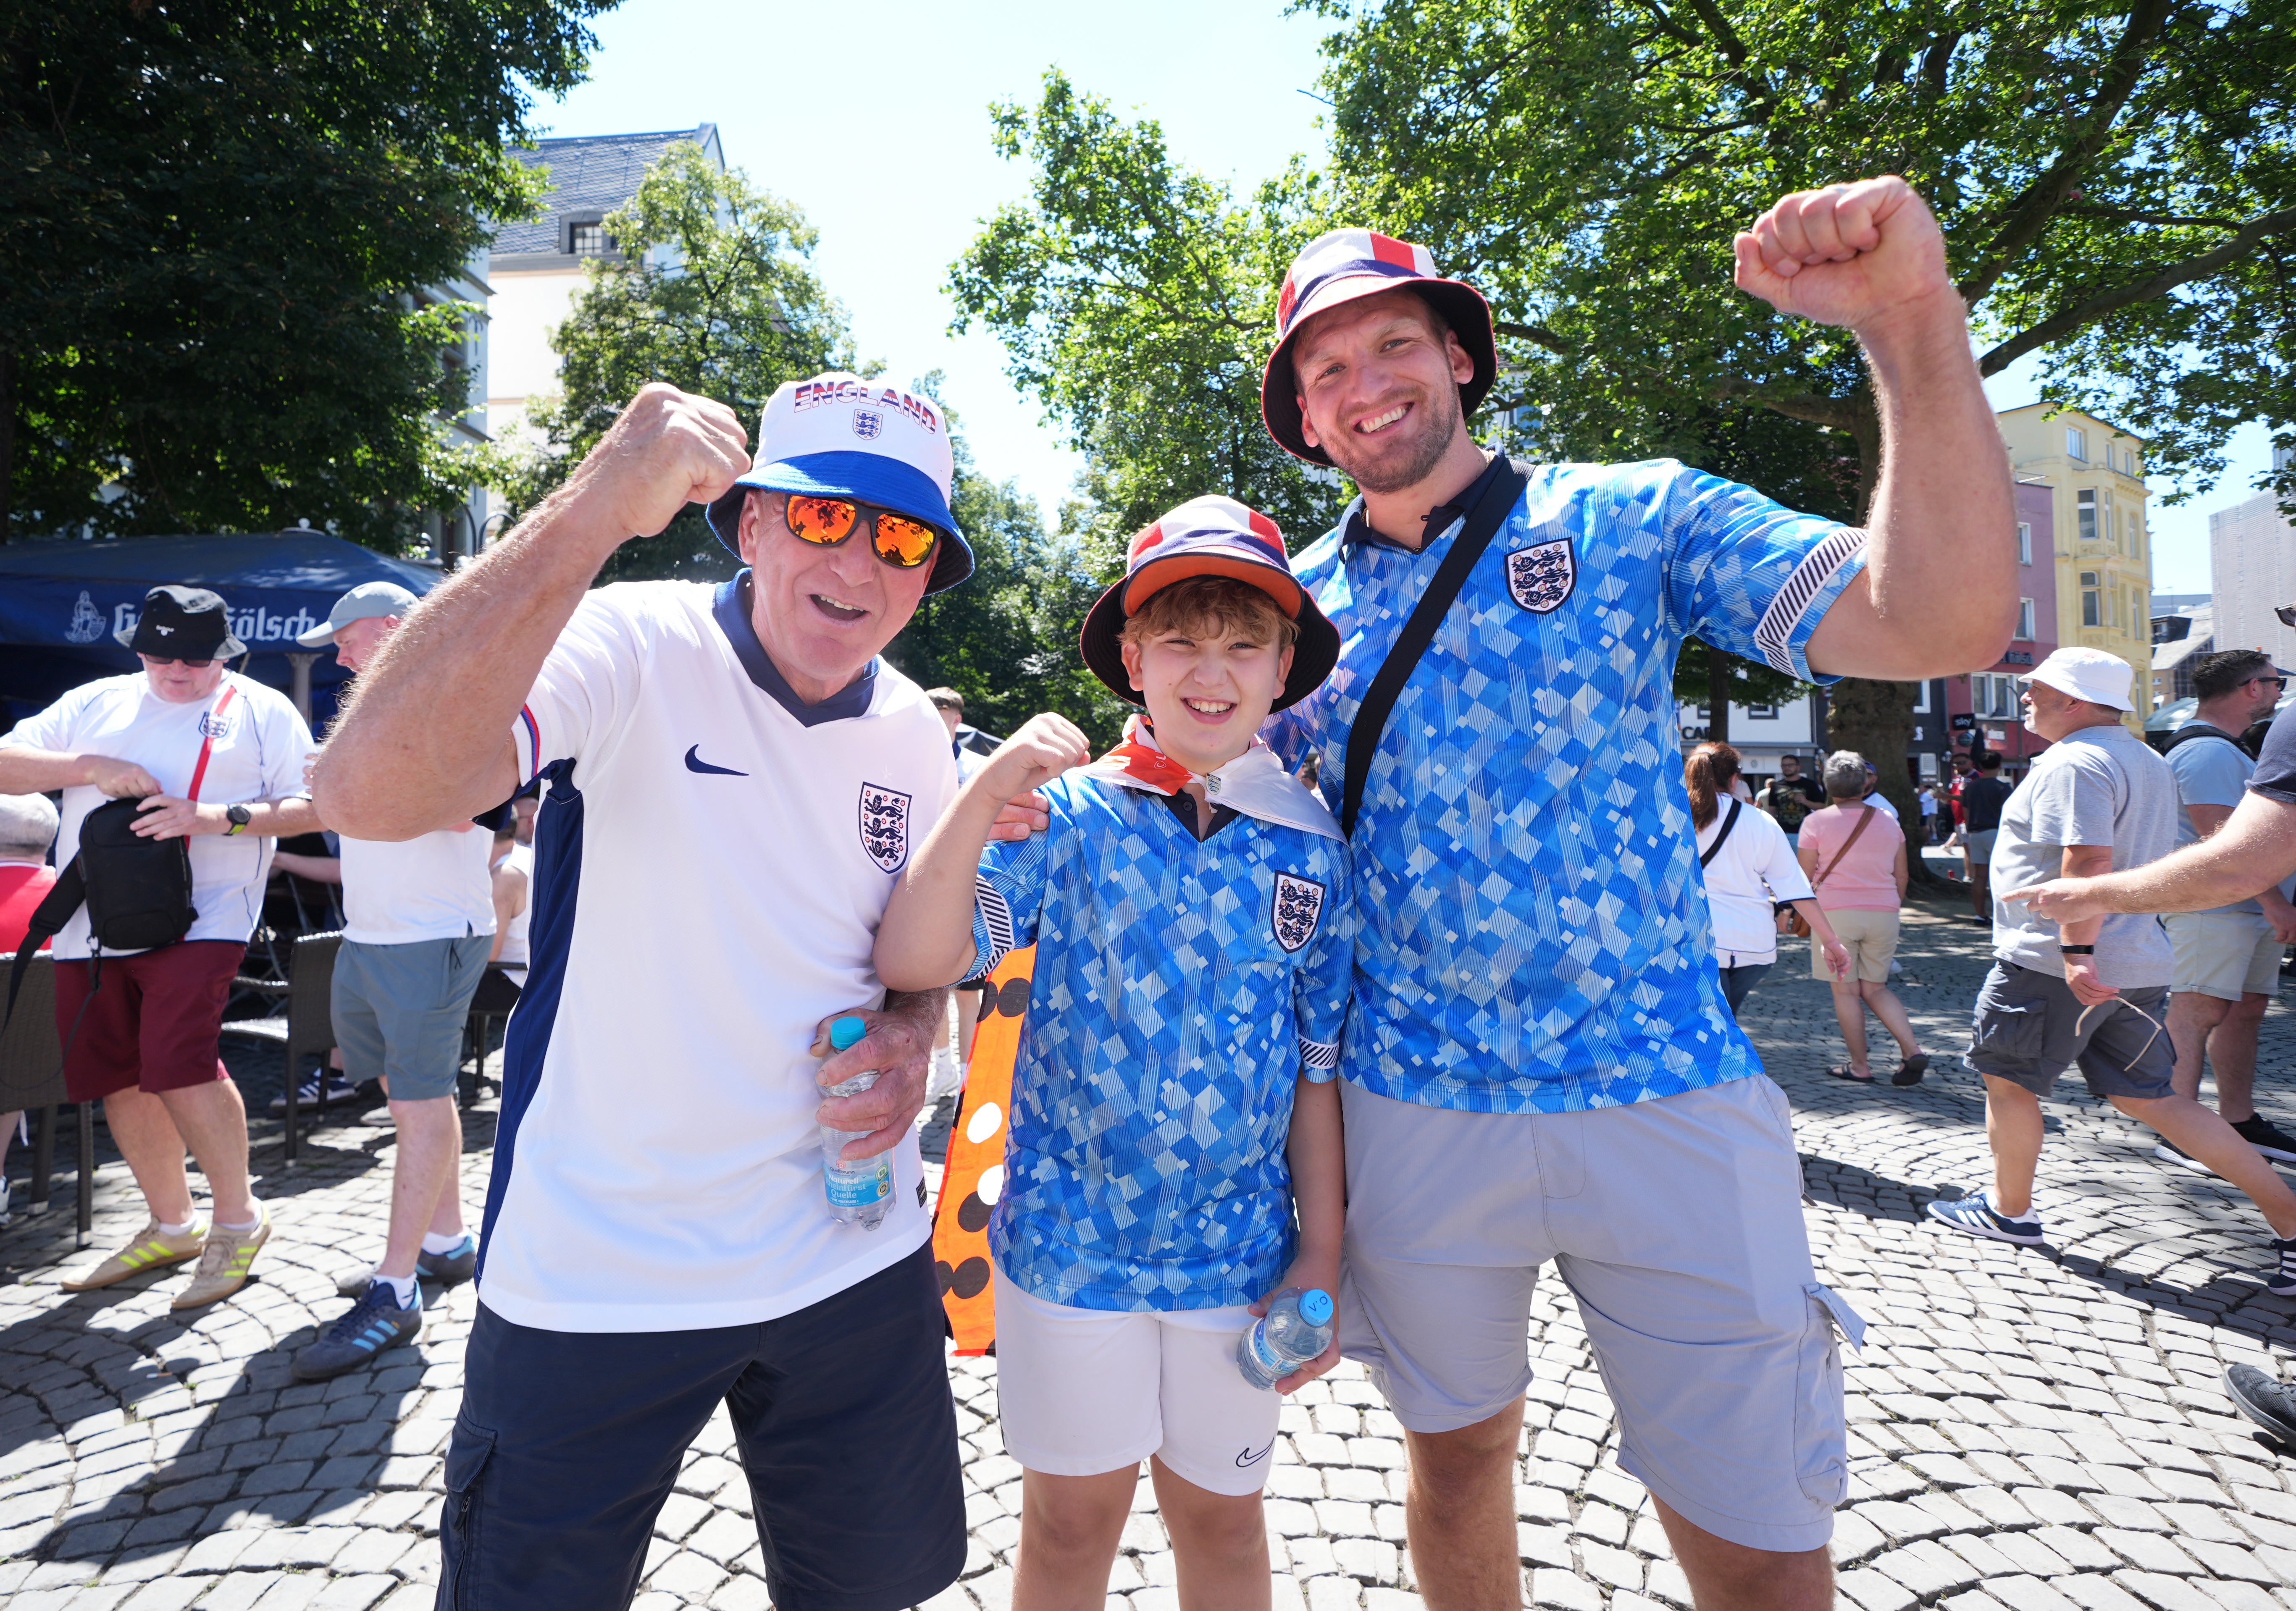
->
[1941,478,2059,777]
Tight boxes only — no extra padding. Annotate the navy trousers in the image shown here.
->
[437,1245,966,1611]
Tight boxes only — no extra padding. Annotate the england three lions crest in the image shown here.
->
[1272,873,1326,954]
[859,784,911,874]
[1505,539,1574,614]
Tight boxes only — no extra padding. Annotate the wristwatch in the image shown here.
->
[224,804,252,837]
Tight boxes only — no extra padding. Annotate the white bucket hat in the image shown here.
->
[2025,646,2135,712]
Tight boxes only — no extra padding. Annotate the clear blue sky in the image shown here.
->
[533,0,2266,594]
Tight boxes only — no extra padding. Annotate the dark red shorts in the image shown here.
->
[53,940,244,1103]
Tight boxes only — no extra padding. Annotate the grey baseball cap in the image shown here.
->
[299,581,419,648]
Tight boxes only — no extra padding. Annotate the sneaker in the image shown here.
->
[333,1234,478,1298]
[294,1279,422,1380]
[268,1070,363,1113]
[2154,1141,2217,1176]
[2234,1116,2296,1165]
[2272,1236,2296,1299]
[1925,1189,2045,1246]
[926,1047,964,1103]
[2227,1363,2296,1440]
[171,1204,273,1310]
[59,1215,210,1291]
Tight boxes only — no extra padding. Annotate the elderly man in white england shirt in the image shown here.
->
[310,373,977,1611]
[0,586,319,1307]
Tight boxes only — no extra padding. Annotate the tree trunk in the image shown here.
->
[1831,380,1943,887]
[0,346,13,540]
[1706,644,1731,744]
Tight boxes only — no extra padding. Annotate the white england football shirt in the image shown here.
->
[8,670,315,958]
[478,575,959,1333]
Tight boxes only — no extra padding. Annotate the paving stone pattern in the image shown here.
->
[8,902,2296,1610]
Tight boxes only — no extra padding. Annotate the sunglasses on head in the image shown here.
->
[139,653,215,669]
[2277,604,2296,629]
[782,496,940,570]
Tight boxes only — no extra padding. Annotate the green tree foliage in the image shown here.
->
[948,72,1343,566]
[886,420,1130,750]
[1309,0,2296,508]
[948,72,1818,719]
[3,0,613,546]
[502,142,855,583]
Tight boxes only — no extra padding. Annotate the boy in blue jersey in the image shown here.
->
[877,495,1350,1611]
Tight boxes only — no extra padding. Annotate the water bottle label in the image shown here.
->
[825,1159,891,1209]
[1244,1322,1287,1374]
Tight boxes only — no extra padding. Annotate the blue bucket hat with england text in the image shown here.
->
[704,373,975,595]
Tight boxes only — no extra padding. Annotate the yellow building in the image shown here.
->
[1994,403,2153,734]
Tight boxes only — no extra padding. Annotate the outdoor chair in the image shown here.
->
[217,930,342,1163]
[0,952,95,1238]
[460,964,523,1107]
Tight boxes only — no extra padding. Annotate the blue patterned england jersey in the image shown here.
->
[967,774,1353,1312]
[1264,457,1866,1114]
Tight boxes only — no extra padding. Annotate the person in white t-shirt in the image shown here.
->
[1686,743,1850,1013]
[286,582,498,1382]
[0,585,318,1308]
[313,376,978,1611]
[489,816,531,981]
[922,687,984,1097]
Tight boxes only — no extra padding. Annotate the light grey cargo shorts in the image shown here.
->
[1337,1073,1863,1553]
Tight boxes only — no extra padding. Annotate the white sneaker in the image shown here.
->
[926,1047,965,1103]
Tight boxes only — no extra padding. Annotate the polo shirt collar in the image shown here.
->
[713,571,878,727]
[1342,451,1509,554]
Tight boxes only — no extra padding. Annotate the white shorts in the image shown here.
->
[991,1268,1282,1496]
[2167,910,2284,1002]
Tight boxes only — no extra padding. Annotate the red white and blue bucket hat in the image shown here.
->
[1078,495,1341,711]
[1260,228,1499,466]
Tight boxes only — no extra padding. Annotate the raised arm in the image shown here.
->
[312,385,750,840]
[1734,179,2017,679]
[875,714,1089,992]
[2007,790,2296,925]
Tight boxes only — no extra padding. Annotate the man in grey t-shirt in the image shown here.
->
[2157,649,2296,1169]
[1928,648,2296,1294]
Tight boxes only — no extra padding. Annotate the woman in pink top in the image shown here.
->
[1798,750,1929,1086]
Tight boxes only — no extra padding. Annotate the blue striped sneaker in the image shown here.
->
[1925,1189,2045,1246]
[293,1279,422,1380]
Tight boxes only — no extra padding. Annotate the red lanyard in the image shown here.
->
[186,682,239,803]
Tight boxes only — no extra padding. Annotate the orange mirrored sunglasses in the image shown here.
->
[783,496,941,570]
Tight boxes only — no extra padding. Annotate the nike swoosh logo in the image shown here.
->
[1236,1441,1273,1467]
[685,745,749,777]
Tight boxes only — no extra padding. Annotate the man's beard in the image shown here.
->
[1319,383,1463,496]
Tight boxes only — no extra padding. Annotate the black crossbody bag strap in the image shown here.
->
[1699,799,1742,868]
[1340,458,1533,839]
[4,859,86,1029]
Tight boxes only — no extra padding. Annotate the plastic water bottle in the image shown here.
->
[820,1015,891,1230]
[1236,1287,1335,1390]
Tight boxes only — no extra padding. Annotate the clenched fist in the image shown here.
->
[1733,176,1956,336]
[569,383,753,547]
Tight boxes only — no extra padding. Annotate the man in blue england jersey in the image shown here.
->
[1255,180,2017,1608]
[313,373,975,1611]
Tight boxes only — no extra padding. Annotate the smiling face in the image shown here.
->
[739,489,936,704]
[1117,579,1297,776]
[139,655,227,705]
[1291,288,1476,494]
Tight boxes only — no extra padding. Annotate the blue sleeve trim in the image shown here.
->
[1299,1036,1340,1080]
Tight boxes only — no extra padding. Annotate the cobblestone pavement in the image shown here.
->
[11,900,2296,1611]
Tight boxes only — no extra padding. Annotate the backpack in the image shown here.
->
[4,798,199,1025]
